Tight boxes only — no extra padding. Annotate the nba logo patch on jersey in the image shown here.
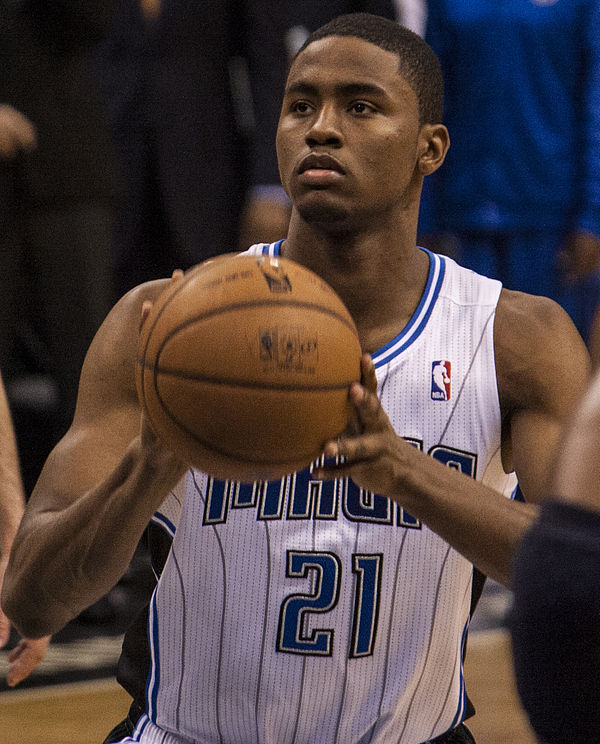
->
[431,361,451,401]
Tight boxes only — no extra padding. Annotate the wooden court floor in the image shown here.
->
[0,628,537,744]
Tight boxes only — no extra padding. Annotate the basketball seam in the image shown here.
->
[143,299,359,400]
[142,365,356,392]
[138,266,206,436]
[153,298,358,354]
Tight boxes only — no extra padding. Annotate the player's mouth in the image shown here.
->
[297,153,346,186]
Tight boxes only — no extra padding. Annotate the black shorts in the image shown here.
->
[101,701,143,744]
[427,722,476,744]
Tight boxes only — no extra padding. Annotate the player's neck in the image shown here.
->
[281,224,430,355]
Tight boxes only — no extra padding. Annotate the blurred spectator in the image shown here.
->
[419,1,600,344]
[82,0,292,630]
[281,1,401,58]
[0,0,119,446]
[94,0,292,298]
[0,104,36,160]
[0,368,50,686]
[393,0,426,36]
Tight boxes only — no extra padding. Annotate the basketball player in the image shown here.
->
[0,370,50,686]
[509,369,600,743]
[2,14,590,744]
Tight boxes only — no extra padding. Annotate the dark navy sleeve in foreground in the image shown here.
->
[509,501,600,743]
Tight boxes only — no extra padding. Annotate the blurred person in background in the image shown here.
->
[0,368,50,687]
[93,0,292,298]
[0,0,119,450]
[419,0,600,346]
[81,0,293,627]
[281,0,402,59]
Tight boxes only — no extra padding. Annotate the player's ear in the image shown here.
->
[417,123,449,176]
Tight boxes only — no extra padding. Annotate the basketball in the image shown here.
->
[136,253,362,482]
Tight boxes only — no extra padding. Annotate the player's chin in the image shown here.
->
[295,196,354,227]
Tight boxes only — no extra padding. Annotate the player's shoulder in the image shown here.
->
[495,287,575,340]
[79,278,173,396]
[96,278,172,345]
[495,288,590,413]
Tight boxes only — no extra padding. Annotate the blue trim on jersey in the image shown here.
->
[133,714,150,740]
[371,249,446,368]
[261,239,285,256]
[145,587,161,723]
[151,511,176,539]
[449,618,470,730]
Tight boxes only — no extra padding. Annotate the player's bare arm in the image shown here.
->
[494,289,590,503]
[2,278,190,639]
[316,292,590,587]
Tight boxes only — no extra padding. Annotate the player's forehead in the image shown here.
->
[285,35,410,101]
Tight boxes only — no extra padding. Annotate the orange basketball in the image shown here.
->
[136,253,362,482]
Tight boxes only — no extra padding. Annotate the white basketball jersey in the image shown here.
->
[131,242,516,744]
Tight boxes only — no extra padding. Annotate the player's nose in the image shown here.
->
[305,104,343,147]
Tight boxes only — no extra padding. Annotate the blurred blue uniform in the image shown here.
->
[420,0,600,341]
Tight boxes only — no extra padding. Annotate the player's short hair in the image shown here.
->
[296,13,444,125]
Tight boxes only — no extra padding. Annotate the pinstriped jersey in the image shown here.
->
[129,241,517,744]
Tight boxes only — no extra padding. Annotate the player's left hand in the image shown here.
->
[314,355,413,500]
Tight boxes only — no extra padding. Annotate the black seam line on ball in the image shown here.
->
[138,363,355,393]
[155,298,358,343]
[138,268,204,417]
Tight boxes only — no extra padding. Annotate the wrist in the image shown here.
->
[133,431,189,496]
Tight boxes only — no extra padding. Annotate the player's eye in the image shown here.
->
[290,100,313,114]
[349,101,375,115]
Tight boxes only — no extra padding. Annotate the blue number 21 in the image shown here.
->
[277,551,383,658]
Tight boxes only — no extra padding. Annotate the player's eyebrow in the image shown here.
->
[284,80,390,100]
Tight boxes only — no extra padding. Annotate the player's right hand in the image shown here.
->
[314,354,417,502]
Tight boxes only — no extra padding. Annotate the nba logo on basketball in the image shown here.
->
[431,361,451,401]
